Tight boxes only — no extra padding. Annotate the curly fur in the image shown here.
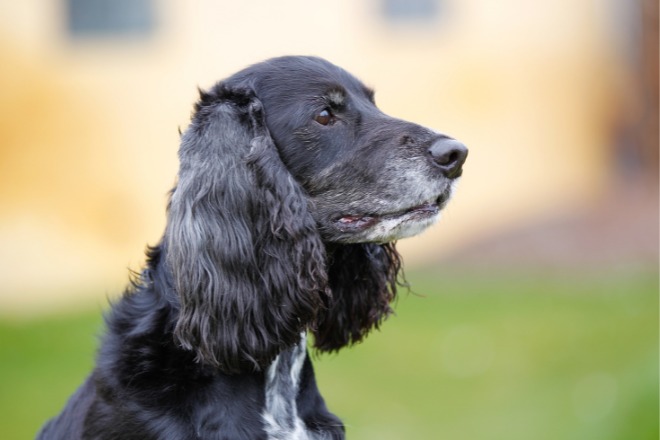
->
[166,87,328,373]
[38,56,467,440]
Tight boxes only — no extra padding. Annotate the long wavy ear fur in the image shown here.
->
[312,242,403,351]
[165,86,328,373]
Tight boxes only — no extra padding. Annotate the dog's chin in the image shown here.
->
[358,209,441,244]
[328,188,454,244]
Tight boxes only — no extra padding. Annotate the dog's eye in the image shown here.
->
[314,109,334,126]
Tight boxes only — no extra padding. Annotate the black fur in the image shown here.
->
[38,56,467,439]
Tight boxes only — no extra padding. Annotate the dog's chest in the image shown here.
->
[262,334,315,440]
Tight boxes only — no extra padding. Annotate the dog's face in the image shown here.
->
[227,56,467,244]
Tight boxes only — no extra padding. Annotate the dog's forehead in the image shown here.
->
[327,89,345,106]
[325,81,375,105]
[243,57,373,101]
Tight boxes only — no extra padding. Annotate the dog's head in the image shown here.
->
[164,56,467,373]
[229,56,467,244]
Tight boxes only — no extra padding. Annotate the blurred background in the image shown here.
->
[0,0,657,439]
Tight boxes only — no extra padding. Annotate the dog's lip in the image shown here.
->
[334,195,446,232]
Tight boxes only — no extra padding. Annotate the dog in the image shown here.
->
[38,56,467,439]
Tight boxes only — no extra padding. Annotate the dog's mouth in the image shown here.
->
[334,192,450,233]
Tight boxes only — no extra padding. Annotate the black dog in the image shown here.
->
[38,56,467,440]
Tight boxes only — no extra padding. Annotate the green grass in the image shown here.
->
[1,269,657,439]
[0,310,102,439]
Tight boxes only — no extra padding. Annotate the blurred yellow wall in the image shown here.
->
[0,0,645,313]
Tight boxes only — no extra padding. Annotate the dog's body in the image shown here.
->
[38,56,467,439]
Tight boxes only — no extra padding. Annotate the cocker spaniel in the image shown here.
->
[38,56,467,440]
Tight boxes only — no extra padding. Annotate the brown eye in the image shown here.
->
[314,109,333,126]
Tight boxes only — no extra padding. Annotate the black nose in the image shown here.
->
[427,138,468,178]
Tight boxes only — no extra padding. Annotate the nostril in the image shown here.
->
[428,138,468,178]
[437,150,460,167]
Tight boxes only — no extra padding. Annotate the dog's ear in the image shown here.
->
[312,243,402,351]
[165,85,328,373]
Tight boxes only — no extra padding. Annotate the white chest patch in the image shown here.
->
[263,334,328,440]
